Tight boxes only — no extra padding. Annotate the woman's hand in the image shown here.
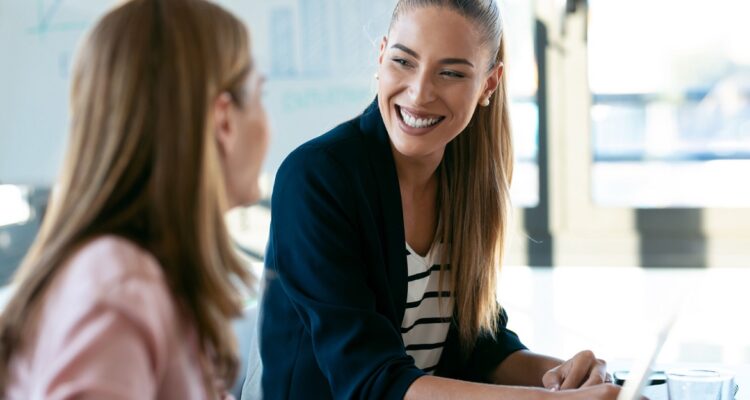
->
[542,350,611,390]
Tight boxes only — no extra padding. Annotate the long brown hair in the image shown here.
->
[390,0,513,350]
[0,0,254,391]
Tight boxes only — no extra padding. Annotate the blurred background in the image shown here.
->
[1,0,749,391]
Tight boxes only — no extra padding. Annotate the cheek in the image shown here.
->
[447,86,481,117]
[378,65,406,93]
[244,112,269,170]
[231,112,270,204]
[256,112,270,153]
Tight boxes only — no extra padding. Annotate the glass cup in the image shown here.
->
[717,371,737,400]
[666,369,735,400]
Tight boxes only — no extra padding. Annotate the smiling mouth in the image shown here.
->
[396,105,445,129]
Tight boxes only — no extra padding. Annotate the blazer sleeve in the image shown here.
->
[436,307,527,382]
[267,145,425,399]
[465,308,528,381]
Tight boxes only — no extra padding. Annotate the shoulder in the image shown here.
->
[280,118,364,174]
[274,115,373,198]
[60,235,167,297]
[49,235,176,333]
[9,237,190,398]
[276,99,387,186]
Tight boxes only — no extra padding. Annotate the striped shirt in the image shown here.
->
[402,242,453,374]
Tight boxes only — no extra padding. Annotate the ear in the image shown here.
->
[378,36,388,65]
[481,62,504,103]
[213,92,234,154]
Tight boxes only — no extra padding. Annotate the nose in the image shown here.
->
[407,69,436,105]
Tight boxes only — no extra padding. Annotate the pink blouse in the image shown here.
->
[6,236,233,400]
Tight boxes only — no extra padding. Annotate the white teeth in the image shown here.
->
[399,107,441,129]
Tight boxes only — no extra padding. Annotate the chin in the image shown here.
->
[226,185,262,210]
[391,135,442,159]
[242,188,262,208]
[392,143,424,158]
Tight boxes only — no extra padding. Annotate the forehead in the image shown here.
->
[388,6,486,62]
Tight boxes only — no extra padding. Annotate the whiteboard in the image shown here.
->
[0,0,395,185]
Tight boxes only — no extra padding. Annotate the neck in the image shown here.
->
[391,145,442,256]
[391,145,443,194]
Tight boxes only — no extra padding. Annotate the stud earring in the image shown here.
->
[374,72,379,80]
[480,97,490,106]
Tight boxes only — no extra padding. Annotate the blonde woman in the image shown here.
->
[261,0,619,399]
[0,0,268,398]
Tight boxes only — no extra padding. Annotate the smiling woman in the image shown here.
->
[376,2,508,344]
[259,1,617,400]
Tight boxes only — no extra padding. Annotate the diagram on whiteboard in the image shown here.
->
[0,0,396,184]
[27,0,90,35]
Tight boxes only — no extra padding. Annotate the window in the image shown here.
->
[588,0,750,207]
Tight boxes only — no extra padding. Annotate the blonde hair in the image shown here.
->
[0,0,253,392]
[391,0,513,351]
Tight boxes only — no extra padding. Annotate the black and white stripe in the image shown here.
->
[402,242,453,374]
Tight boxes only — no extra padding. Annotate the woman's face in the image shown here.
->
[377,6,500,163]
[219,67,269,208]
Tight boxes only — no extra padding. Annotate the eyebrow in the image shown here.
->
[390,43,475,68]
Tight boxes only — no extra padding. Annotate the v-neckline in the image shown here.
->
[405,241,436,267]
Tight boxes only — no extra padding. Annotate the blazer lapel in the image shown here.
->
[360,99,408,325]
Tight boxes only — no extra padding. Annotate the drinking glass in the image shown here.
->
[666,369,723,400]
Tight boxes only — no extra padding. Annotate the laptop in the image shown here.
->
[616,307,679,400]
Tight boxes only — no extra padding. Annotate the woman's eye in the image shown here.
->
[441,70,465,78]
[391,58,411,68]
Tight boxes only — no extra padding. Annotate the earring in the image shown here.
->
[374,72,379,80]
[480,91,494,106]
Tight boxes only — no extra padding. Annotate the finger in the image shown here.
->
[560,354,595,390]
[559,366,588,390]
[542,369,562,391]
[582,370,605,387]
[581,360,609,387]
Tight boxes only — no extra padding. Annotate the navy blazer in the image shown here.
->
[260,100,527,399]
